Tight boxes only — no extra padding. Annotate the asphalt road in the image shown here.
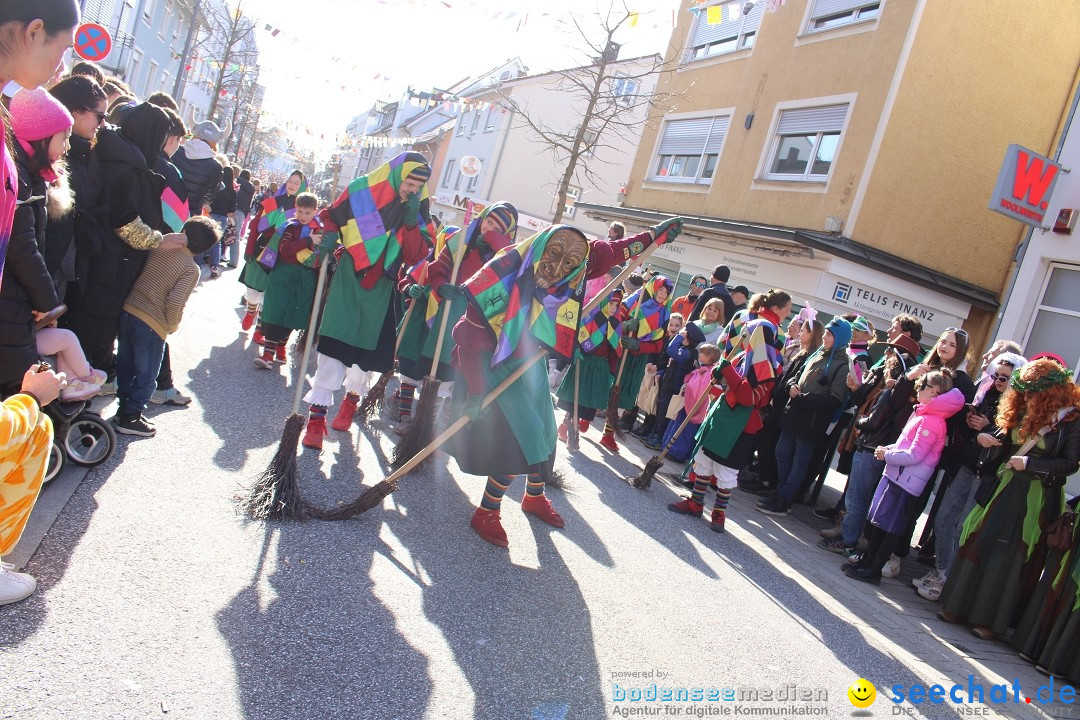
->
[0,266,1067,720]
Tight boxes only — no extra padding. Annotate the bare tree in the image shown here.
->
[198,0,258,120]
[494,3,681,223]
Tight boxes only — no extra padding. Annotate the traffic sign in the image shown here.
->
[73,23,112,63]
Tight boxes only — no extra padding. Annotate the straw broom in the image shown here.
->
[243,243,332,520]
[391,212,473,469]
[308,243,664,517]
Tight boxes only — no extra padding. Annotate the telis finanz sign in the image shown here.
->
[989,144,1065,228]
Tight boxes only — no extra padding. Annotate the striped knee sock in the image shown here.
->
[480,475,514,512]
[713,488,732,518]
[308,404,327,421]
[399,382,417,420]
[244,301,259,316]
[602,419,616,437]
[525,472,545,498]
[690,472,712,505]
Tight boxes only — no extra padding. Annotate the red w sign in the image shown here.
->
[989,144,1064,228]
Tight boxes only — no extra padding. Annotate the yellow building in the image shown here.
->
[579,0,1080,350]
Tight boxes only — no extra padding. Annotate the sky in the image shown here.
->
[241,0,683,161]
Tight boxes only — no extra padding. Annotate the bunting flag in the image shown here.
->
[706,4,722,24]
[161,187,189,233]
[628,11,639,26]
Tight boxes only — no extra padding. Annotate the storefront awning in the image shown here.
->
[577,203,1000,312]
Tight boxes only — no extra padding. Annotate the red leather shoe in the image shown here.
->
[252,329,264,346]
[521,494,565,528]
[667,497,704,516]
[241,310,256,331]
[331,394,359,431]
[578,418,590,434]
[710,508,726,533]
[275,343,287,363]
[301,417,327,449]
[599,432,618,452]
[470,509,509,547]
[557,421,568,443]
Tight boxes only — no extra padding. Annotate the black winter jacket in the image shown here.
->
[0,151,60,389]
[236,178,255,214]
[779,347,850,441]
[209,181,236,216]
[172,141,222,215]
[44,134,105,300]
[982,416,1080,487]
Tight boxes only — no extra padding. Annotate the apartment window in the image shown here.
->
[807,0,881,32]
[441,158,457,188]
[456,116,466,136]
[651,115,731,184]
[561,186,581,218]
[764,104,849,181]
[469,110,482,134]
[1025,265,1080,374]
[580,128,598,158]
[453,169,464,190]
[145,60,159,97]
[686,1,763,62]
[484,105,497,132]
[613,75,639,104]
[142,0,154,24]
[128,48,144,90]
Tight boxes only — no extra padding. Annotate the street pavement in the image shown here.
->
[2,266,1078,720]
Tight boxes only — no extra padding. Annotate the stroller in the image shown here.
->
[33,306,116,484]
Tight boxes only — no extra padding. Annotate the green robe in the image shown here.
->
[318,252,393,351]
[261,262,317,330]
[555,351,613,411]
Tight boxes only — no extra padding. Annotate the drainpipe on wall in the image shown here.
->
[989,63,1080,343]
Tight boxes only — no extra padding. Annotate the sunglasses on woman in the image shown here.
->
[993,374,1010,382]
[83,109,106,124]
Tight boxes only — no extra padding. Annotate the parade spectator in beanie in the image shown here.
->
[688,264,736,324]
[672,274,708,319]
[0,0,80,608]
[730,285,750,313]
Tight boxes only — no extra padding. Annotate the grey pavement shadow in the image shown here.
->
[216,519,430,720]
[0,439,131,647]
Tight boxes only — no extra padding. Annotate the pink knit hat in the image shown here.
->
[8,87,74,143]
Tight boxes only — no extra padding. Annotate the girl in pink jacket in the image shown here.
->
[659,344,721,462]
[843,370,964,584]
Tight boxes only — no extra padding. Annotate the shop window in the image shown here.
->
[764,104,849,182]
[685,1,763,63]
[806,0,881,33]
[1024,265,1080,373]
[652,114,730,184]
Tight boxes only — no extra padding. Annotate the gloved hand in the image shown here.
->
[439,284,466,302]
[711,358,731,383]
[403,192,422,225]
[649,217,684,244]
[407,283,428,299]
[463,395,486,423]
[316,229,338,251]
[621,336,640,352]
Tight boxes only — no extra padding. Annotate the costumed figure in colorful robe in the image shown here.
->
[448,217,683,548]
[252,193,323,369]
[393,202,518,424]
[554,287,623,440]
[239,169,306,346]
[668,318,783,533]
[301,152,436,449]
[602,275,673,452]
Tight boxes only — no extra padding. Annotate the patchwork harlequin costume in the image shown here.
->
[239,173,307,338]
[450,221,679,548]
[301,152,436,448]
[669,319,782,533]
[601,275,673,452]
[252,215,324,369]
[554,287,623,439]
[394,202,518,422]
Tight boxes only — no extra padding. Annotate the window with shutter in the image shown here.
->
[765,104,849,181]
[651,115,731,185]
[806,0,881,33]
[686,1,764,62]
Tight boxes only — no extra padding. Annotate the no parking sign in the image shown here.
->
[73,23,112,63]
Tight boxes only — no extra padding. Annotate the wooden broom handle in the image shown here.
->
[292,254,331,416]
[427,216,473,375]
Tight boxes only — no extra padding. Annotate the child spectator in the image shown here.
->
[112,216,220,436]
[253,193,323,369]
[642,319,703,450]
[843,371,964,583]
[660,343,721,462]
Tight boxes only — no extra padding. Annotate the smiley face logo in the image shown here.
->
[848,679,876,709]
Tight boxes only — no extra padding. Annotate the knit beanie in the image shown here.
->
[825,317,852,349]
[849,315,872,335]
[406,165,431,182]
[9,88,74,143]
[486,204,517,235]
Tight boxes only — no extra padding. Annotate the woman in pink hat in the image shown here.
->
[0,0,81,607]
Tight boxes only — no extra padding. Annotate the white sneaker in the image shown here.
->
[150,388,191,406]
[97,380,117,396]
[0,561,36,606]
[881,554,902,578]
[913,568,939,590]
[918,573,945,601]
[60,378,102,402]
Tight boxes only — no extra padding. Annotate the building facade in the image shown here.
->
[578,0,1080,352]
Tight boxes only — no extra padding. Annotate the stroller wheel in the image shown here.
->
[64,412,116,467]
[44,442,66,484]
